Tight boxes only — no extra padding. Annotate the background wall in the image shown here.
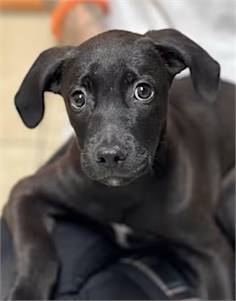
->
[0,11,68,211]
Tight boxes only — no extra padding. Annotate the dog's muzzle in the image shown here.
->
[80,136,150,187]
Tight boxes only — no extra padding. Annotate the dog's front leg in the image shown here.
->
[3,180,59,300]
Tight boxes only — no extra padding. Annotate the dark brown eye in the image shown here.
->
[70,90,87,111]
[134,82,154,102]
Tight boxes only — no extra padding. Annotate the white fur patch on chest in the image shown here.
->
[111,222,134,248]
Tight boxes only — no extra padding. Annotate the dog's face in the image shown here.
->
[61,32,169,186]
[14,29,220,186]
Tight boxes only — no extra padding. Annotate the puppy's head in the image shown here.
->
[15,29,220,186]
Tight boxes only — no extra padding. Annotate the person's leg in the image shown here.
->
[1,217,195,300]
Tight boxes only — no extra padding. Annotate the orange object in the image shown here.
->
[52,0,108,41]
[0,0,44,11]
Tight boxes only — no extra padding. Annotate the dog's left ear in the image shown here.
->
[145,29,220,102]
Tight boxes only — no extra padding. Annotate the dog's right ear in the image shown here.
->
[15,46,76,128]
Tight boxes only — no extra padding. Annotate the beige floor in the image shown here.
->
[0,11,69,212]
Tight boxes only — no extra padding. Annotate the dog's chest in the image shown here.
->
[82,180,176,246]
[110,222,133,248]
[82,196,162,247]
[110,222,157,248]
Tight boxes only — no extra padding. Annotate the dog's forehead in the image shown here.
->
[71,30,159,71]
[79,30,142,54]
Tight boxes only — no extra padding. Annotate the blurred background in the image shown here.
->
[0,1,68,212]
[0,0,235,212]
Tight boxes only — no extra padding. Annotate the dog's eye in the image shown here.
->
[134,82,154,102]
[70,90,87,111]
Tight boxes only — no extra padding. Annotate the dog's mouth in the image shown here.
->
[96,162,149,187]
[99,177,131,187]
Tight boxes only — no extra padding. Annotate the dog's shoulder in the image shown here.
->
[169,77,235,174]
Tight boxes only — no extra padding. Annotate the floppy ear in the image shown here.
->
[145,29,220,102]
[15,46,76,128]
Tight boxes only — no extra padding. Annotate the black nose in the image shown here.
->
[96,146,126,167]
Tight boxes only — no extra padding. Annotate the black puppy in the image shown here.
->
[3,29,235,300]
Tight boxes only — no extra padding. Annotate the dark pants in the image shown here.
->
[1,217,196,300]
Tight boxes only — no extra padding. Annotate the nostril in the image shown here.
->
[114,154,125,163]
[96,147,126,165]
[114,155,121,163]
[97,156,106,163]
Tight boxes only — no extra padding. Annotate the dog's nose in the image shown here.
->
[96,146,126,167]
